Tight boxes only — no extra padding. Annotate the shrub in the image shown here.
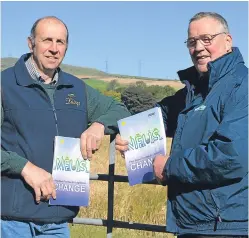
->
[121,86,156,114]
[146,85,176,100]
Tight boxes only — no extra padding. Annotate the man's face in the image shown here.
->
[188,17,232,74]
[28,18,68,74]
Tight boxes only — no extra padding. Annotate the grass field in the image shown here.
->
[69,136,174,238]
[83,78,109,92]
[78,75,184,91]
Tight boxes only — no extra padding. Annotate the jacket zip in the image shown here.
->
[33,83,59,217]
[43,85,59,218]
[214,213,222,231]
[47,86,59,218]
[185,79,223,230]
[209,191,222,231]
[52,105,59,136]
[35,84,59,135]
[52,87,59,136]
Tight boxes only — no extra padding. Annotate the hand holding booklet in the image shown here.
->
[118,107,167,186]
[49,136,90,206]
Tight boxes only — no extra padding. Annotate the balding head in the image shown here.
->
[27,16,68,78]
[30,16,69,46]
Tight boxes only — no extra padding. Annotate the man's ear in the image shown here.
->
[27,37,35,52]
[225,34,233,52]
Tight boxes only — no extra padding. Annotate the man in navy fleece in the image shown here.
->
[1,16,130,237]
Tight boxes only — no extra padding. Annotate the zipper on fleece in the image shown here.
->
[52,104,59,136]
[35,84,59,135]
[51,86,59,136]
[34,83,59,217]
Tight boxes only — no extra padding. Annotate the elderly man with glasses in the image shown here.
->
[115,12,248,237]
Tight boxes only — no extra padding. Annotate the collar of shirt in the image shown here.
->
[25,55,59,85]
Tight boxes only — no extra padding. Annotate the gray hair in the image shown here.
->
[30,16,69,47]
[188,12,230,33]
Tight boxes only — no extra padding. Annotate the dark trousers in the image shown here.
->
[178,236,248,238]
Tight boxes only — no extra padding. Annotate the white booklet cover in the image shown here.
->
[118,107,166,186]
[49,136,90,206]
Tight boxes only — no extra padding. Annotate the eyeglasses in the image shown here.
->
[185,32,226,48]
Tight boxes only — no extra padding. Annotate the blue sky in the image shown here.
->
[1,1,248,79]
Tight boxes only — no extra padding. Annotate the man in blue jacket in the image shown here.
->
[115,12,248,237]
[1,16,130,237]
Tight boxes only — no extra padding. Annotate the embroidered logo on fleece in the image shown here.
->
[194,105,206,111]
[66,94,81,107]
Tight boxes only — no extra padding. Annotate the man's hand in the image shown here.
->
[115,134,129,158]
[80,122,105,160]
[153,154,169,185]
[21,161,56,203]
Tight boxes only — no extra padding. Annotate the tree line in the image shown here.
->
[101,80,177,114]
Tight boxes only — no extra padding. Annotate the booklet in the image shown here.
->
[117,107,167,186]
[49,136,90,206]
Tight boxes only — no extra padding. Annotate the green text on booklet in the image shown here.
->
[118,107,166,186]
[49,136,90,206]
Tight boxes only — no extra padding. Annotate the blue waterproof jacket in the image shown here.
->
[157,47,248,235]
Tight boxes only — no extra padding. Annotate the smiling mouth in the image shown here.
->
[46,56,58,59]
[196,56,210,63]
[196,56,209,60]
[46,57,59,63]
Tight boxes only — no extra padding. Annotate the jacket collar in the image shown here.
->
[14,53,73,87]
[177,47,244,91]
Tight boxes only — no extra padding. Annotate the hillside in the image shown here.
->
[1,57,108,76]
[1,57,184,90]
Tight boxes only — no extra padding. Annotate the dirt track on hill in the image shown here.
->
[75,75,184,90]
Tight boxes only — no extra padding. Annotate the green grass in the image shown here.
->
[109,73,178,81]
[83,78,109,91]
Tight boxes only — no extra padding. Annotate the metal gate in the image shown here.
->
[72,136,167,237]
